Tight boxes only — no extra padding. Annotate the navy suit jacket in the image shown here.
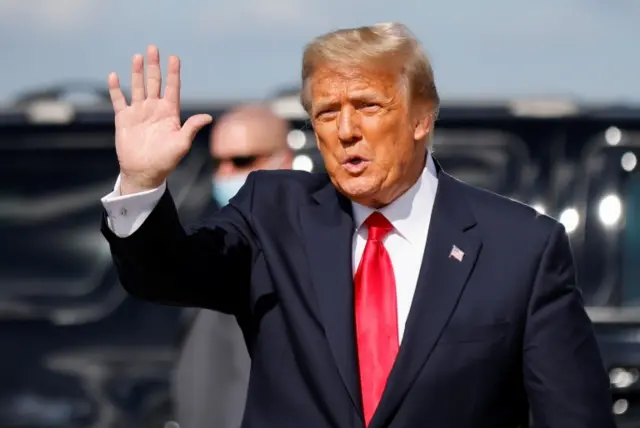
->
[102,162,615,428]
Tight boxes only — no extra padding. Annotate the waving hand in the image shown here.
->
[108,45,213,195]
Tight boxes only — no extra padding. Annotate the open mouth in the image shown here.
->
[344,155,367,165]
[342,155,370,173]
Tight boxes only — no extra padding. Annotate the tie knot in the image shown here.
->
[364,212,393,241]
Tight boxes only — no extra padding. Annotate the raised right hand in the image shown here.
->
[108,45,213,195]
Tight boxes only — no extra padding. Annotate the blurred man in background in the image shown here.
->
[172,104,292,428]
[210,104,292,208]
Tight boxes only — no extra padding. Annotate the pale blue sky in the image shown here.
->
[0,0,638,103]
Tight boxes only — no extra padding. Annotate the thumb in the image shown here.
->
[181,114,213,141]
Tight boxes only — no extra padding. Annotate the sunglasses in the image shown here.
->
[212,155,259,169]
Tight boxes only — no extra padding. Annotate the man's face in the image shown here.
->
[211,121,289,179]
[309,65,431,207]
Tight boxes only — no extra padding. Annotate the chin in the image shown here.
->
[335,175,382,203]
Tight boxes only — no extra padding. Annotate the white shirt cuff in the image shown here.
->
[100,174,166,238]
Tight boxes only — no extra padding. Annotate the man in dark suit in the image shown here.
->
[101,22,615,428]
[173,104,292,428]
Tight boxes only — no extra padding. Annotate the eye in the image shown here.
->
[360,103,381,111]
[315,109,338,121]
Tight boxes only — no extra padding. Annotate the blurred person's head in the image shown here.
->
[301,22,439,208]
[210,104,292,206]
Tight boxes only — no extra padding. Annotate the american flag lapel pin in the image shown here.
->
[449,245,464,262]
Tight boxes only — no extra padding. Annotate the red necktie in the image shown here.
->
[354,212,399,426]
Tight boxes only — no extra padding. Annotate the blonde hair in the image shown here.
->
[300,22,440,117]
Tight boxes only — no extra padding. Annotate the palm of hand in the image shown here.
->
[108,46,212,192]
[115,100,185,178]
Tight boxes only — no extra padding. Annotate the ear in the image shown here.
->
[413,112,433,142]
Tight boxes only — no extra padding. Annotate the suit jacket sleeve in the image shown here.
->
[523,222,615,427]
[101,172,259,314]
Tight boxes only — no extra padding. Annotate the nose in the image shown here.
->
[337,106,362,145]
[215,159,237,177]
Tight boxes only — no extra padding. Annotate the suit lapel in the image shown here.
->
[299,181,363,417]
[370,171,483,428]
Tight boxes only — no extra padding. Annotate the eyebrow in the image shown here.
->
[352,92,383,102]
[313,100,336,112]
[314,92,385,112]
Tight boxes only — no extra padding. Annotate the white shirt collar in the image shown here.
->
[351,152,439,244]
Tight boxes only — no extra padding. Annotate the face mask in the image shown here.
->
[211,152,288,206]
[212,174,247,206]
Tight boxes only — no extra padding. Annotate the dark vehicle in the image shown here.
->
[576,126,640,428]
[2,85,640,426]
[0,94,228,428]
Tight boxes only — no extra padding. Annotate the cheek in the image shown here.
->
[363,116,408,150]
[314,138,342,172]
[370,135,415,175]
[314,136,330,155]
[317,141,340,165]
[314,126,337,152]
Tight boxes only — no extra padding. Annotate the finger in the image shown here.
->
[180,114,213,142]
[146,45,162,99]
[131,54,145,103]
[107,72,128,114]
[164,55,181,106]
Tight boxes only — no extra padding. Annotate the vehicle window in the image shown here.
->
[432,129,532,200]
[0,134,117,299]
[0,127,210,320]
[623,172,640,305]
[578,135,640,306]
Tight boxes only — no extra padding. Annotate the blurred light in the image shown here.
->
[598,194,622,227]
[287,130,307,150]
[605,126,622,145]
[613,399,629,415]
[26,101,75,124]
[292,155,314,172]
[270,96,307,119]
[621,152,637,172]
[610,368,638,389]
[531,203,546,215]
[508,99,578,117]
[559,207,579,234]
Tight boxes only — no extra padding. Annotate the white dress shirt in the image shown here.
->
[101,154,439,340]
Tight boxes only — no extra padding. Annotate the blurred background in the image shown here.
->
[1,0,640,427]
